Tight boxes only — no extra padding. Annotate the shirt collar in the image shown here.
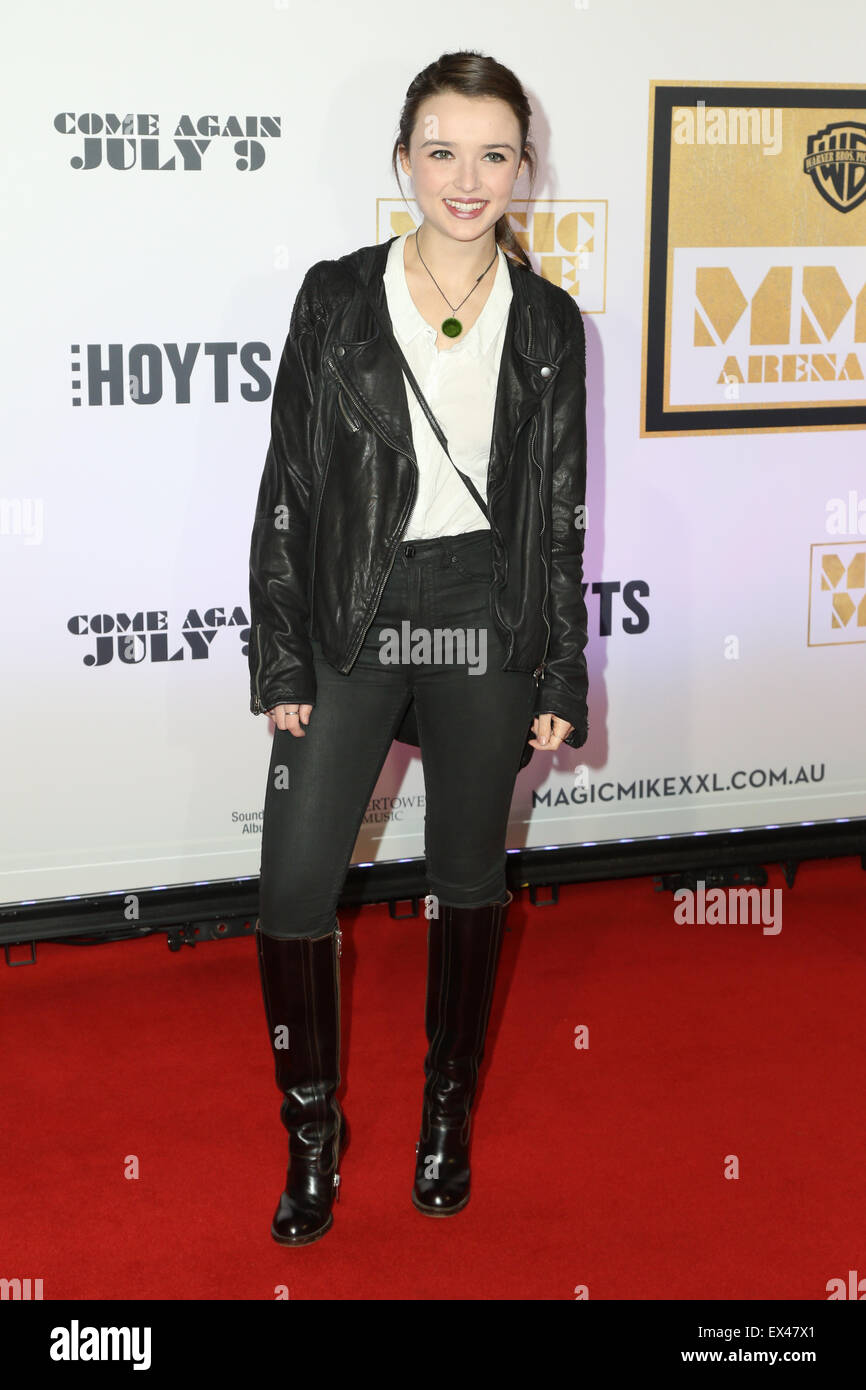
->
[383,228,512,355]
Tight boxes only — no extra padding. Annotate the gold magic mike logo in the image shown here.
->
[808,542,866,645]
[642,83,866,435]
[376,199,607,312]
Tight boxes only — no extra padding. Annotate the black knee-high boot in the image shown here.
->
[412,891,512,1216]
[255,919,347,1245]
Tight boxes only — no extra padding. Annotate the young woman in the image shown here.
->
[249,50,589,1246]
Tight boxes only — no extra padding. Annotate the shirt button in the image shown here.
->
[335,345,345,357]
[540,365,551,377]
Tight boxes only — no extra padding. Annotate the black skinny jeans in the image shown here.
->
[257,528,537,939]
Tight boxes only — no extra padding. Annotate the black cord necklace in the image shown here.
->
[414,226,498,338]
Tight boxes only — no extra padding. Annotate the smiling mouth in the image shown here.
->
[443,198,488,211]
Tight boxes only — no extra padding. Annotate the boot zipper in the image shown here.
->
[333,924,342,1202]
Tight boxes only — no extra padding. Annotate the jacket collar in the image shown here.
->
[326,234,561,473]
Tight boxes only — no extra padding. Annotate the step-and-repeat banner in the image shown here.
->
[2,1,864,905]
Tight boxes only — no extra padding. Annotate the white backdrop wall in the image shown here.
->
[1,0,864,906]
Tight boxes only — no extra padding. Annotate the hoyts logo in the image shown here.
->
[70,342,274,405]
[53,112,280,171]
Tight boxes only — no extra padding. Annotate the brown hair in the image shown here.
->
[391,50,537,273]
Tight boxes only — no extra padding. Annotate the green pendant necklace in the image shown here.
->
[414,227,498,338]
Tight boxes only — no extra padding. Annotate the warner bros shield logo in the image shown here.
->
[804,121,866,212]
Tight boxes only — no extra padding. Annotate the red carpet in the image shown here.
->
[2,856,863,1300]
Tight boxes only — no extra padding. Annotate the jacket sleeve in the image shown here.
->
[248,266,323,715]
[533,293,589,749]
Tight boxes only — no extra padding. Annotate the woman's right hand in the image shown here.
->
[266,703,314,735]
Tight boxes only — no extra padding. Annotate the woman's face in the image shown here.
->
[399,91,525,244]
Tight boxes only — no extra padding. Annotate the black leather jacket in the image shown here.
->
[248,234,589,749]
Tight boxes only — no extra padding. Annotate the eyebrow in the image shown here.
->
[418,139,517,152]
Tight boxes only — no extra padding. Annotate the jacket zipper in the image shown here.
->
[485,456,513,661]
[474,302,539,667]
[328,357,419,669]
[337,389,360,432]
[529,413,551,685]
[253,622,265,714]
[308,408,338,638]
[330,357,413,458]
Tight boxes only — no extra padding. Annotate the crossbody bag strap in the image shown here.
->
[343,264,490,523]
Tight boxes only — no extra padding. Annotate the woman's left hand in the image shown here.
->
[528,713,573,751]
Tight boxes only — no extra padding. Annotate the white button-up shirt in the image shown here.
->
[382,227,513,541]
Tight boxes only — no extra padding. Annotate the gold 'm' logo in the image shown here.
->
[809,543,866,646]
[821,549,866,628]
[694,265,866,348]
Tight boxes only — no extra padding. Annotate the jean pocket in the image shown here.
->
[448,548,491,583]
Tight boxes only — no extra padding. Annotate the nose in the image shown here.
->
[451,161,482,194]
